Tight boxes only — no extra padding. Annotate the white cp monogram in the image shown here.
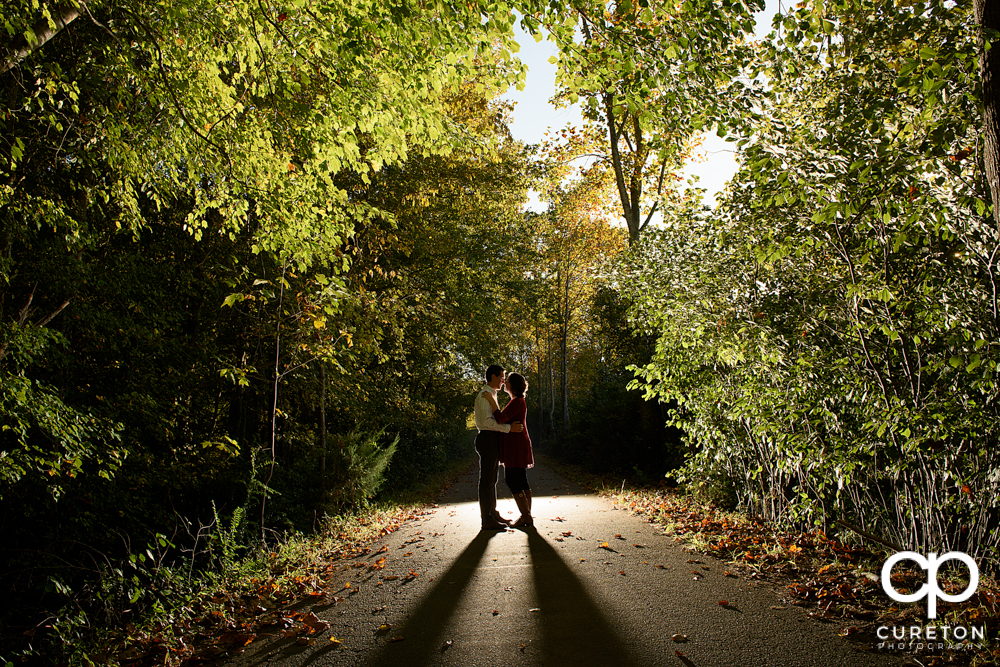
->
[881,551,979,619]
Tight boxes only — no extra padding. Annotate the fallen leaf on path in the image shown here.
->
[672,634,688,642]
[718,600,729,606]
[390,636,405,642]
[492,609,500,616]
[330,636,342,644]
[528,608,540,612]
[302,613,328,632]
[218,631,255,647]
[675,649,685,657]
[561,531,573,537]
[443,640,453,649]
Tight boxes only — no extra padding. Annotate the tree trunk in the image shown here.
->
[977,0,1000,217]
[1,2,90,74]
[319,362,327,484]
[548,333,555,434]
[561,271,570,431]
[535,324,544,433]
[604,91,639,244]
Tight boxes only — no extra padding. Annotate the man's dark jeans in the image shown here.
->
[475,430,501,520]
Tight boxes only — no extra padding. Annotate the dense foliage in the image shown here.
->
[624,0,1000,563]
[1,0,538,660]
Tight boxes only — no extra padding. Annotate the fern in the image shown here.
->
[328,428,399,508]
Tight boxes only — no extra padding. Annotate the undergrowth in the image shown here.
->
[4,457,475,667]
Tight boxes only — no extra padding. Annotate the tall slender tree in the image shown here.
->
[976,0,1000,216]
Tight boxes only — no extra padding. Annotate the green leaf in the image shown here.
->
[967,354,981,372]
[222,293,243,308]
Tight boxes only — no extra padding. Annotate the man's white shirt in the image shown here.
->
[474,384,511,433]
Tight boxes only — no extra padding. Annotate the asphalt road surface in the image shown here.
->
[228,462,905,667]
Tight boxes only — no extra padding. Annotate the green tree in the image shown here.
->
[1,0,528,496]
[0,1,543,656]
[624,0,999,561]
[536,0,763,244]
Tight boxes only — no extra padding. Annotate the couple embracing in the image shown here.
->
[473,364,534,531]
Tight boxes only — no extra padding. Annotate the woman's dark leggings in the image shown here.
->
[505,466,530,494]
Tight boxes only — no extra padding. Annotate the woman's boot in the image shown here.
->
[512,491,533,528]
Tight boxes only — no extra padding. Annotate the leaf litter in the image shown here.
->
[605,485,1000,665]
[101,505,428,665]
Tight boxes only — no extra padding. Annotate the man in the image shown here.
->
[474,364,523,531]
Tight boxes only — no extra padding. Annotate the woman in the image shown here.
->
[485,372,534,528]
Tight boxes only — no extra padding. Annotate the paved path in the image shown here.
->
[229,462,903,667]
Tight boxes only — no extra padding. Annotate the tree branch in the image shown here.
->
[833,518,903,552]
[1,1,89,75]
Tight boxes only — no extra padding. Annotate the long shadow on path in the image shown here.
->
[363,530,499,667]
[527,529,644,666]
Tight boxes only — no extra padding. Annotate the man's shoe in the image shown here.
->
[493,512,513,526]
[481,520,507,531]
